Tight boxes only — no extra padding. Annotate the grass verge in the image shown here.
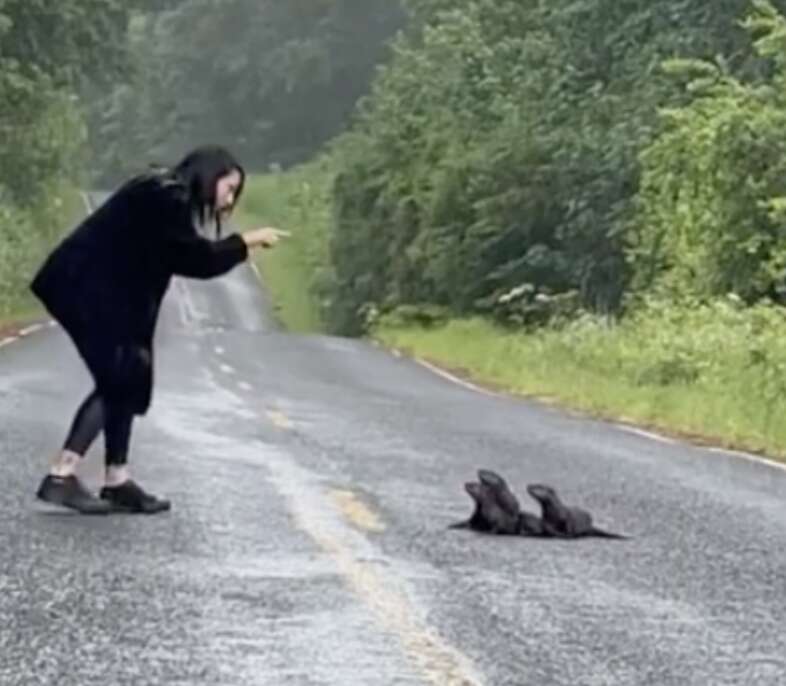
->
[375,308,786,463]
[0,183,85,330]
[234,158,333,333]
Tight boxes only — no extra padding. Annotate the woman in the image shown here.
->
[31,145,287,514]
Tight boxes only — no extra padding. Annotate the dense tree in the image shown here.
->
[86,0,406,185]
[0,0,157,312]
[322,0,786,334]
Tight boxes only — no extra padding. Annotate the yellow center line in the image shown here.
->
[259,420,484,684]
[266,409,293,429]
[287,486,484,685]
[336,550,481,683]
[298,505,483,686]
[329,489,385,533]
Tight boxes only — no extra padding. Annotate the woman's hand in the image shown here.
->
[241,227,290,249]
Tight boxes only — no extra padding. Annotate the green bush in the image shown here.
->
[0,182,83,319]
[629,2,786,301]
[326,0,783,335]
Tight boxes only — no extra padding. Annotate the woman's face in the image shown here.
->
[215,169,242,216]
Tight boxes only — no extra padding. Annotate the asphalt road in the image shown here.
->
[2,202,786,685]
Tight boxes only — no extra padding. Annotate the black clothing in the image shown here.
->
[100,480,171,514]
[36,475,111,515]
[31,173,248,415]
[63,390,133,465]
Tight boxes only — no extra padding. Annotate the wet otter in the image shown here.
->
[526,483,628,540]
[477,469,549,536]
[450,469,548,536]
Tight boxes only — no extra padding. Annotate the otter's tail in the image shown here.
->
[588,527,629,540]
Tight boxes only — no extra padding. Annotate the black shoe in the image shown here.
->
[36,474,111,515]
[99,480,171,514]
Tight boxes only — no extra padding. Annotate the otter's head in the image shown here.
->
[477,469,505,489]
[526,483,557,503]
[464,481,483,503]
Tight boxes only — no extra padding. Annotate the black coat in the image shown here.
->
[30,173,248,414]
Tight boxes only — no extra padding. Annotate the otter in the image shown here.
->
[526,483,628,539]
[450,469,549,536]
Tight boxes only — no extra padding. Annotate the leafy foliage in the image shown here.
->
[322,0,786,334]
[0,0,149,315]
[86,0,406,186]
[629,0,786,303]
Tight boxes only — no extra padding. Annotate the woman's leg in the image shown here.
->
[49,389,104,477]
[36,389,111,514]
[100,401,170,514]
[103,401,134,486]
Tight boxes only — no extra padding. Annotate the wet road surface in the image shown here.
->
[2,204,786,685]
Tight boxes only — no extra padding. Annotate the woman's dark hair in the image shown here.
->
[168,145,246,237]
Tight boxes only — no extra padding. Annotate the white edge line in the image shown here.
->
[405,349,786,475]
[0,320,55,349]
[414,357,502,398]
[1,319,57,349]
[616,424,676,445]
[615,425,786,472]
[80,191,92,214]
[706,446,786,473]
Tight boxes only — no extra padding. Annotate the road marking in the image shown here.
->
[266,409,292,429]
[706,446,786,473]
[218,363,235,375]
[0,337,18,348]
[174,280,192,325]
[267,458,484,686]
[214,345,225,355]
[238,381,253,392]
[616,425,676,445]
[330,490,385,533]
[402,350,786,475]
[617,425,786,470]
[175,278,208,327]
[329,540,481,686]
[415,358,502,398]
[80,191,93,214]
[181,282,200,324]
[19,324,43,336]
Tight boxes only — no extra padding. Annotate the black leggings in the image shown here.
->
[63,390,134,466]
